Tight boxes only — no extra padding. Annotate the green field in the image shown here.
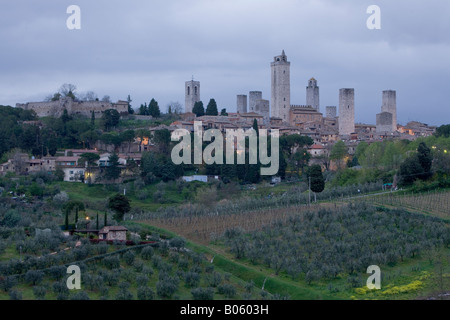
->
[1,181,448,300]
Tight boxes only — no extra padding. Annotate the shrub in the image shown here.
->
[103,256,120,270]
[116,289,134,300]
[184,271,200,288]
[25,270,44,286]
[169,237,186,249]
[0,276,17,292]
[137,286,155,300]
[48,265,67,280]
[156,275,179,299]
[136,274,149,286]
[32,286,47,300]
[102,271,120,286]
[191,287,214,300]
[9,289,22,300]
[207,272,223,288]
[217,284,236,298]
[141,246,154,260]
[70,291,90,300]
[123,251,135,266]
[142,266,154,277]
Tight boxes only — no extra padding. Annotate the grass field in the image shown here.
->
[29,182,449,300]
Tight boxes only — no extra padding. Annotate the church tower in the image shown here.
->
[185,79,200,113]
[306,77,320,112]
[271,50,290,123]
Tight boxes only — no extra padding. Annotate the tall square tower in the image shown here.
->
[185,80,200,113]
[271,50,290,123]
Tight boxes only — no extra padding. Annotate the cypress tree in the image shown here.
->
[96,213,99,230]
[205,99,218,116]
[104,212,107,227]
[192,101,205,117]
[91,110,95,127]
[75,207,79,228]
[65,209,69,231]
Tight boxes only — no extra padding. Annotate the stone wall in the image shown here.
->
[16,97,128,118]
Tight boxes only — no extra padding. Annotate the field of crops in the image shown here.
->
[140,204,325,245]
[353,190,450,220]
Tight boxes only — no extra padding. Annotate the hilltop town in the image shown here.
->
[0,51,449,302]
[2,51,436,183]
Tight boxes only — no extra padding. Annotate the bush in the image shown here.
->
[133,260,144,272]
[142,266,154,277]
[169,237,186,249]
[70,291,90,300]
[103,256,120,270]
[141,246,154,260]
[123,251,135,266]
[207,272,223,288]
[116,289,134,300]
[25,270,44,286]
[53,282,70,300]
[0,276,17,292]
[191,287,214,300]
[53,191,69,206]
[156,275,179,299]
[136,274,149,286]
[102,271,120,286]
[9,289,22,300]
[178,258,189,271]
[137,286,155,300]
[217,284,236,298]
[184,271,200,288]
[48,265,67,280]
[32,286,47,300]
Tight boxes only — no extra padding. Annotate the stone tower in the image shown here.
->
[306,77,320,112]
[338,88,355,136]
[254,99,270,123]
[326,106,337,118]
[185,80,200,113]
[381,90,397,132]
[249,91,262,113]
[236,95,247,113]
[271,50,290,123]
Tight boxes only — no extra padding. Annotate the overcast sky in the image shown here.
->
[1,0,449,126]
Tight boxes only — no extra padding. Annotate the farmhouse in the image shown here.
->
[98,226,128,241]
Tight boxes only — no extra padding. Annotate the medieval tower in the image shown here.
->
[271,50,290,123]
[306,77,320,112]
[185,79,200,113]
[339,88,355,136]
[236,95,247,113]
[326,106,337,119]
[381,90,397,132]
[249,91,262,113]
